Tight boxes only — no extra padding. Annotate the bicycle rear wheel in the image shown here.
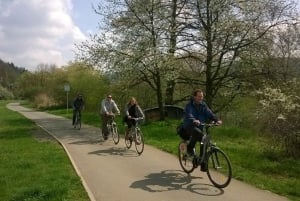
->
[207,148,232,188]
[178,141,194,174]
[134,129,144,155]
[112,124,119,144]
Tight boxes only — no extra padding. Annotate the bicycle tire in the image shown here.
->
[125,132,132,149]
[206,148,232,188]
[134,129,144,155]
[77,117,81,130]
[74,111,81,130]
[178,141,195,174]
[112,124,119,144]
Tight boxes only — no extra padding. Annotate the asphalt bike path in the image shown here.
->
[7,103,289,201]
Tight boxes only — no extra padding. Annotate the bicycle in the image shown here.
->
[124,117,144,155]
[178,122,232,188]
[103,114,119,144]
[74,110,81,130]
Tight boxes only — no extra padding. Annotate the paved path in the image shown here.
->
[7,103,289,201]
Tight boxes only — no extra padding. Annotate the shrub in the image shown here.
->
[0,85,14,100]
[256,79,300,158]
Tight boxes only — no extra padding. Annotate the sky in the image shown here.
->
[0,0,101,71]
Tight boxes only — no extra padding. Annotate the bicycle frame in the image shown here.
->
[197,125,212,164]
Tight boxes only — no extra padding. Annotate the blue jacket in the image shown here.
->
[183,99,218,129]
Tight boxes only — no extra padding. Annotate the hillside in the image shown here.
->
[0,59,26,88]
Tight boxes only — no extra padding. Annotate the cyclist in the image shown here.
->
[72,93,85,126]
[123,97,145,140]
[100,94,120,140]
[183,89,222,169]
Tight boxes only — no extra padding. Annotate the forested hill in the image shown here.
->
[0,59,27,88]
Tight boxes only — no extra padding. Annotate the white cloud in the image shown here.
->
[0,0,87,71]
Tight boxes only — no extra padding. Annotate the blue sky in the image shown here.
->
[72,0,100,34]
[0,0,102,71]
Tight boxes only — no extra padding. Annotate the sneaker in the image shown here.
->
[103,134,108,140]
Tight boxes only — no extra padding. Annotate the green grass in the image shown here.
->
[5,102,300,201]
[0,101,89,201]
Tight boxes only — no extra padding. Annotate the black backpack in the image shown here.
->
[176,123,190,140]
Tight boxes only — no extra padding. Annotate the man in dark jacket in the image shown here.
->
[183,89,222,163]
[72,94,84,125]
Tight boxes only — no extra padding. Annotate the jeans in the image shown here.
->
[187,126,204,155]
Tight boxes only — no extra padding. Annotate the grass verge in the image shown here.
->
[0,101,89,201]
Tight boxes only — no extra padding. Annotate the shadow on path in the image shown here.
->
[130,169,224,196]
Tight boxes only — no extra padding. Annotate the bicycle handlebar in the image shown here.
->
[204,122,220,126]
[131,117,144,121]
[197,122,221,128]
[106,113,120,117]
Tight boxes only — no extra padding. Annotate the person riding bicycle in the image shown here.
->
[72,93,85,126]
[100,94,120,140]
[124,97,145,140]
[183,89,222,165]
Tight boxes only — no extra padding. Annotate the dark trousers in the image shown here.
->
[72,109,81,125]
[187,126,204,155]
[124,116,136,129]
[101,114,109,136]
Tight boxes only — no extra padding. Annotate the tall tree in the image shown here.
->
[174,0,299,109]
[77,0,299,114]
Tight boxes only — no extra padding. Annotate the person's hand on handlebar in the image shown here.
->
[106,112,115,117]
[131,117,144,121]
[216,120,222,125]
[193,119,201,126]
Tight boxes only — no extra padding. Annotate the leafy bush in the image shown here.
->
[0,85,14,99]
[256,78,300,158]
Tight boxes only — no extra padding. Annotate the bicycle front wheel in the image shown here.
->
[207,148,232,188]
[112,124,119,144]
[125,132,132,149]
[77,117,81,130]
[74,113,81,130]
[134,129,144,155]
[178,141,194,174]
